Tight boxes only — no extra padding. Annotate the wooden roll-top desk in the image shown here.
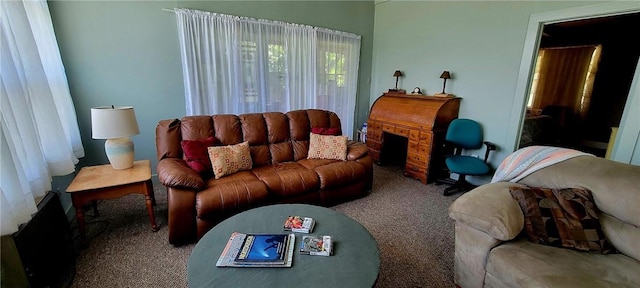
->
[366,92,460,184]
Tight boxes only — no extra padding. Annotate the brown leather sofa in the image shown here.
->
[155,109,373,245]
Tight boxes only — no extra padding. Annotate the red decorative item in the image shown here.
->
[311,127,340,136]
[181,136,216,174]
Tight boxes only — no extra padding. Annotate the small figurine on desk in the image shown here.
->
[412,87,422,95]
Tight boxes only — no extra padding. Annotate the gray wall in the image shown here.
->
[48,0,375,172]
[48,0,374,215]
[370,1,609,169]
[48,0,634,209]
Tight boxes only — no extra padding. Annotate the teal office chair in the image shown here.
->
[438,118,496,196]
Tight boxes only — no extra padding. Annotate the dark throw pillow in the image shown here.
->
[509,185,615,254]
[311,127,340,136]
[181,136,216,174]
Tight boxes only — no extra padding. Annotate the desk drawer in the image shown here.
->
[419,131,433,142]
[395,126,410,137]
[409,130,420,142]
[367,129,382,141]
[417,144,431,155]
[366,140,382,151]
[382,124,395,133]
[370,121,382,130]
[408,141,419,154]
[406,153,429,167]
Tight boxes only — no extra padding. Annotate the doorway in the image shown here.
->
[518,13,640,157]
[506,2,640,163]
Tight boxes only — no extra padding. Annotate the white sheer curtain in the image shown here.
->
[175,9,361,138]
[1,0,84,235]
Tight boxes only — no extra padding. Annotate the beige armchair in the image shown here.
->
[449,155,640,287]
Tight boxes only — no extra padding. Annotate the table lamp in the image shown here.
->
[91,106,140,169]
[439,71,451,94]
[390,70,404,92]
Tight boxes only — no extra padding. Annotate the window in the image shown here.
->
[175,9,362,138]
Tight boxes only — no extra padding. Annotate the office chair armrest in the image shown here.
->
[483,141,497,162]
[484,141,497,150]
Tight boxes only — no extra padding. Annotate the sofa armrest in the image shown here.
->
[448,182,524,241]
[346,141,368,161]
[157,158,206,190]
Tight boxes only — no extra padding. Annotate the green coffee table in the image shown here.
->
[187,204,380,287]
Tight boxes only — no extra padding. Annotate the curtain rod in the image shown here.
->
[163,8,360,39]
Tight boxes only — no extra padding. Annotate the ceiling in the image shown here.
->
[541,12,640,45]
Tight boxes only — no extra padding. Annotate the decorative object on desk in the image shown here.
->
[434,71,451,97]
[389,70,404,92]
[300,235,333,256]
[439,71,451,93]
[412,87,422,94]
[91,106,140,169]
[360,122,367,143]
[283,215,315,233]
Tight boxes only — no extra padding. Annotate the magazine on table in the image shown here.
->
[300,235,333,256]
[283,215,315,233]
[216,232,295,268]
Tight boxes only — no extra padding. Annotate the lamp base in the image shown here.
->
[387,89,406,94]
[105,137,135,169]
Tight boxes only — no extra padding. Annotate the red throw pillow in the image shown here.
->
[181,136,216,174]
[311,127,340,136]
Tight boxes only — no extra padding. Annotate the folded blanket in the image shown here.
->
[491,146,593,183]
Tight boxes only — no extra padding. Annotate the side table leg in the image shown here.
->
[144,180,159,231]
[92,200,99,217]
[75,203,88,246]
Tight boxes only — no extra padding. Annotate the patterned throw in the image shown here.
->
[491,146,593,183]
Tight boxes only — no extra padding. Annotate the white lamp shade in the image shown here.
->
[91,106,140,139]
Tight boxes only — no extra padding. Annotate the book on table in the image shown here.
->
[300,235,333,256]
[216,232,295,268]
[283,215,315,233]
[234,234,289,264]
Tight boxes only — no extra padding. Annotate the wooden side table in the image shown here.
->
[66,160,158,244]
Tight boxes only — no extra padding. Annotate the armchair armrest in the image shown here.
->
[346,140,369,161]
[157,158,206,190]
[448,182,524,241]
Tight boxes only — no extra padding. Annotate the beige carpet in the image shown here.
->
[65,165,462,288]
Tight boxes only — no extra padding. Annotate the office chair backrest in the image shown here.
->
[446,119,483,149]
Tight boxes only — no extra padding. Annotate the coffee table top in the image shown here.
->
[187,204,380,288]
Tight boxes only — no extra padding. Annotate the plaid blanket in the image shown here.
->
[491,145,593,183]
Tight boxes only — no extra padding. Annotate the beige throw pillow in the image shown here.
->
[208,141,253,179]
[307,133,348,161]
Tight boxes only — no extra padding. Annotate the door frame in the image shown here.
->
[506,2,640,162]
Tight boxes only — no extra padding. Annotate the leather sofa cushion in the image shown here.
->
[486,239,640,287]
[157,158,205,190]
[252,162,319,197]
[197,171,269,219]
[312,161,366,190]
